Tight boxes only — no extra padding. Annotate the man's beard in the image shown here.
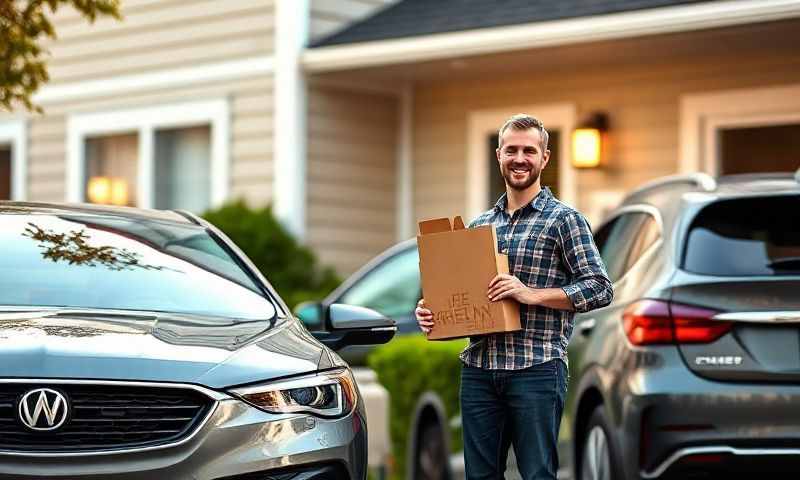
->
[501,163,541,191]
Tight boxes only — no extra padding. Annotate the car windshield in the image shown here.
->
[683,195,800,276]
[0,211,278,321]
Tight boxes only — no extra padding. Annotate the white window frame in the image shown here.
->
[680,83,800,175]
[466,103,577,220]
[66,99,230,209]
[0,119,27,201]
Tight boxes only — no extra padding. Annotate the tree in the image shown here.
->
[1,0,121,113]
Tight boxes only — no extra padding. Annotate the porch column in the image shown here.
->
[396,85,414,240]
[274,0,310,241]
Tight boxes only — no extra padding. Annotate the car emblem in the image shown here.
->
[18,388,70,431]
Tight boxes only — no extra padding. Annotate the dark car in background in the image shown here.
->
[300,171,800,480]
[0,202,394,480]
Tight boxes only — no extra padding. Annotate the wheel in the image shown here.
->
[579,406,620,480]
[414,421,450,480]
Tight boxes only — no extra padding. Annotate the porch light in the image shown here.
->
[572,113,608,169]
[87,177,129,206]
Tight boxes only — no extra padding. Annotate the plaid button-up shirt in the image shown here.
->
[460,187,613,370]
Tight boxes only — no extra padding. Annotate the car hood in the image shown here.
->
[0,313,331,389]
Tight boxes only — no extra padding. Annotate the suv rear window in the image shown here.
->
[683,196,800,276]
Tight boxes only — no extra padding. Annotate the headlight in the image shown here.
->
[230,368,357,418]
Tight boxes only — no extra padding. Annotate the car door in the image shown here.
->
[562,209,661,473]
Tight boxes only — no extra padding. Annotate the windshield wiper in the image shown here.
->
[767,256,800,271]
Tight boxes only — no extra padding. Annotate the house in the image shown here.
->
[2,0,800,275]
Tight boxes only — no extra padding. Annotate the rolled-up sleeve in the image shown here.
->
[557,212,614,312]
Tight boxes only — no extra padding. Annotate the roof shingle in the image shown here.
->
[312,0,720,47]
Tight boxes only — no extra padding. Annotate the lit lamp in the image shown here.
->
[87,177,129,206]
[87,176,111,204]
[572,113,608,169]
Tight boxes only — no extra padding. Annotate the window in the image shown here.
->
[85,133,139,206]
[339,247,420,319]
[0,120,25,200]
[0,146,10,200]
[67,100,229,212]
[593,212,650,282]
[625,215,660,272]
[684,196,800,276]
[155,126,211,211]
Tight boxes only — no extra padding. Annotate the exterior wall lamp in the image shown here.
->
[572,112,609,169]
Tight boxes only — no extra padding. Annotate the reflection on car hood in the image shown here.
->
[0,313,326,389]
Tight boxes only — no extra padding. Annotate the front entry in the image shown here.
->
[719,123,800,174]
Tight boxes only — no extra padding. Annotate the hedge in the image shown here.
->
[367,335,468,480]
[202,200,341,310]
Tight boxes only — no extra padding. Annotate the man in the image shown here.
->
[416,114,613,479]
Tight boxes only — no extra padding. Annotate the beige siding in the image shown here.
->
[306,85,398,275]
[23,74,273,205]
[310,0,396,41]
[44,0,274,85]
[413,49,800,227]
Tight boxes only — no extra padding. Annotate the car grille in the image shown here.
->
[0,382,214,452]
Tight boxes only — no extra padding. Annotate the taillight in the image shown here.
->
[622,300,732,346]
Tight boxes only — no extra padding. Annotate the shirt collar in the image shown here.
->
[493,187,552,214]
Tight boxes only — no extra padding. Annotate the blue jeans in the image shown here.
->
[460,359,568,480]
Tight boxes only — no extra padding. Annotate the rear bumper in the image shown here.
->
[642,446,800,478]
[615,348,800,479]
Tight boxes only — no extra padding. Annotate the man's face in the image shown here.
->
[496,128,550,192]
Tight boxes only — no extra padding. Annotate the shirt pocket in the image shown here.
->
[515,229,565,286]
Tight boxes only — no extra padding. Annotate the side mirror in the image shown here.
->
[294,301,324,330]
[313,303,396,351]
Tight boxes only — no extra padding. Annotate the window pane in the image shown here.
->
[155,126,211,212]
[340,248,420,319]
[0,213,276,320]
[593,213,648,282]
[0,147,10,200]
[684,196,800,276]
[625,215,660,271]
[85,133,138,206]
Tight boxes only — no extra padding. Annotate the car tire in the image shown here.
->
[579,406,621,480]
[414,421,450,480]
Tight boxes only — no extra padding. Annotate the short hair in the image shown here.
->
[497,114,549,152]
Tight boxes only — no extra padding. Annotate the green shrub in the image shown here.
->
[202,200,341,309]
[367,335,468,480]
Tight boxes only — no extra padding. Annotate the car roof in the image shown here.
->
[0,201,196,224]
[621,171,800,206]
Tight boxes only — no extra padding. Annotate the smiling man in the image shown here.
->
[417,114,613,479]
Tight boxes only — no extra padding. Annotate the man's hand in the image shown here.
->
[415,299,434,334]
[488,273,532,303]
[488,274,576,310]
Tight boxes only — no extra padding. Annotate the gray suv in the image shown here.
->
[0,202,395,479]
[570,172,800,480]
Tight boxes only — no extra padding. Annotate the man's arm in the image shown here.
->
[556,211,613,312]
[487,276,575,310]
[487,212,613,311]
